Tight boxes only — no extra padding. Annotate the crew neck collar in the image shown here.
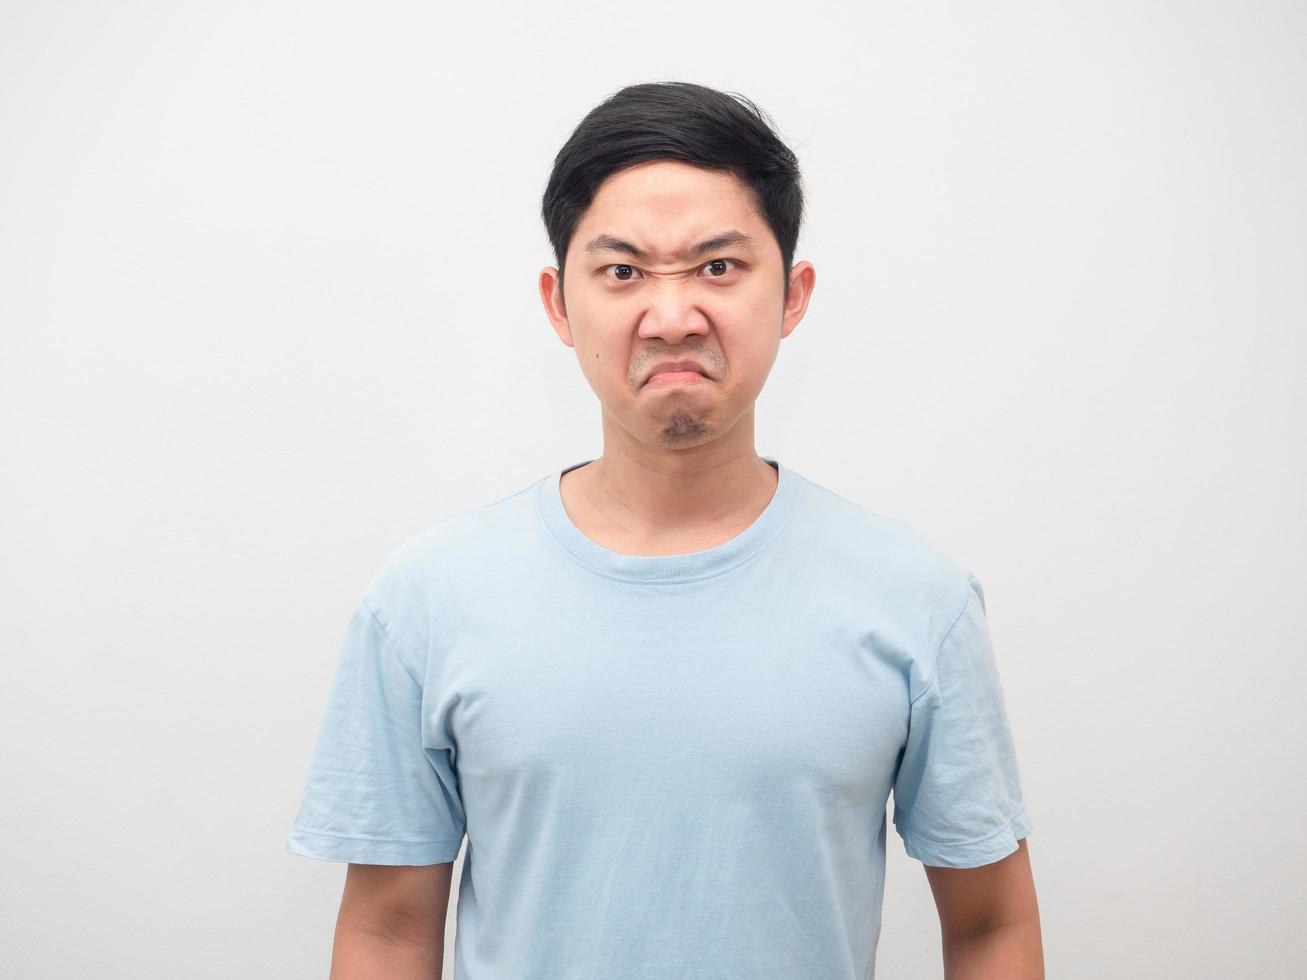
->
[536,456,801,584]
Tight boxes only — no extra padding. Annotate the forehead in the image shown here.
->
[572,160,769,256]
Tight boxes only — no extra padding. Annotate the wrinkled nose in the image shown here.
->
[638,279,710,343]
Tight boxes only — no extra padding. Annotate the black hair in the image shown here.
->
[541,81,805,302]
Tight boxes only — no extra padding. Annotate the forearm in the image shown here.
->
[330,920,444,979]
[941,917,1044,980]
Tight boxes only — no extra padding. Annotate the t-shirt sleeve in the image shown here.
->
[891,573,1033,868]
[286,596,466,865]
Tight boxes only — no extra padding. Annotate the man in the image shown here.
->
[288,80,1043,979]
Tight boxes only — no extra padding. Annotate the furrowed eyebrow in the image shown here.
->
[583,230,756,263]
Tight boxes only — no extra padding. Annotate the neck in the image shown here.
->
[565,411,778,542]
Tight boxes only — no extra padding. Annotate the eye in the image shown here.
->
[701,258,738,278]
[603,264,642,282]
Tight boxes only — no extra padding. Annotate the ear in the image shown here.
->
[539,266,574,348]
[779,260,816,340]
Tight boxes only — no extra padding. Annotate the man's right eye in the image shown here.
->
[604,264,641,282]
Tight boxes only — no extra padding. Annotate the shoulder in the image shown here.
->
[356,476,543,643]
[790,471,979,638]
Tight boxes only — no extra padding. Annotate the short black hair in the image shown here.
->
[541,81,805,302]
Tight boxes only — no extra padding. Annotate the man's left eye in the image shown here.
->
[703,259,737,277]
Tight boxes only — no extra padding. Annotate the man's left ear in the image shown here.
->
[781,260,816,338]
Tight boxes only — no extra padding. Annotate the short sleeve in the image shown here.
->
[891,574,1033,868]
[287,597,466,865]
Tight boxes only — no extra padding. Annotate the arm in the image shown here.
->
[330,861,455,979]
[923,838,1044,980]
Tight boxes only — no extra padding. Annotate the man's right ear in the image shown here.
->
[538,266,574,348]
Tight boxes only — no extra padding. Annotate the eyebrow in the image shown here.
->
[582,229,757,263]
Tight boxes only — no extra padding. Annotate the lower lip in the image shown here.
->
[646,370,707,387]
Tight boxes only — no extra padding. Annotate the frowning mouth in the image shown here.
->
[644,369,708,387]
[642,358,712,386]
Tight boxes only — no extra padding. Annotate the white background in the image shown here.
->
[2,1,1303,977]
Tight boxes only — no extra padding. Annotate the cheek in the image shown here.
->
[573,333,628,389]
[712,286,779,332]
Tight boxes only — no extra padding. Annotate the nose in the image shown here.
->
[636,276,711,344]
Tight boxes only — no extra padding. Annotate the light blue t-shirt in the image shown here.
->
[287,457,1033,979]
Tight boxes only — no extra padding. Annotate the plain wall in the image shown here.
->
[2,1,1303,977]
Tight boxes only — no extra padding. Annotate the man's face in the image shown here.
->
[539,159,814,451]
